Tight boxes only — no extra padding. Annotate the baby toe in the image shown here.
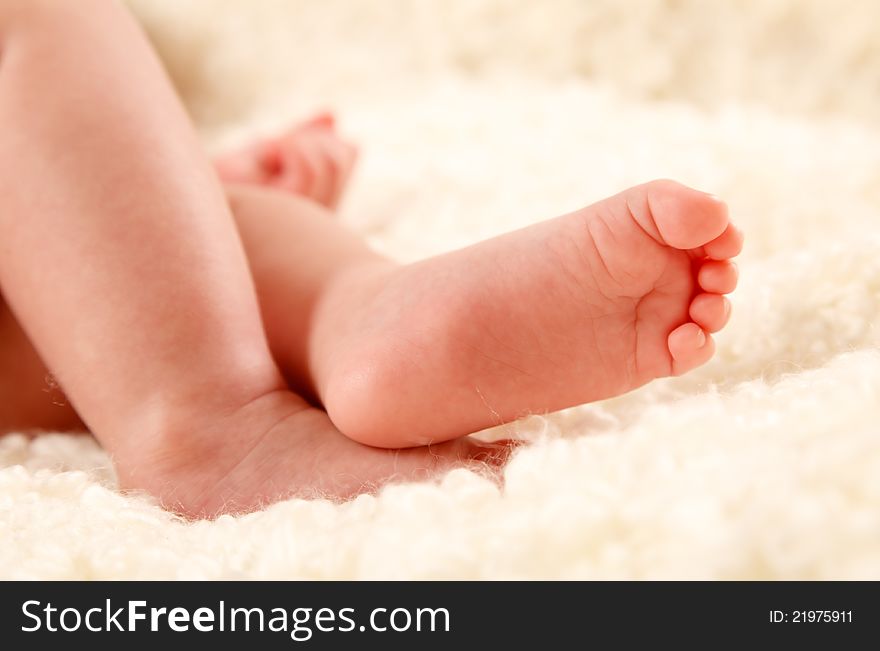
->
[300,111,336,130]
[275,149,314,195]
[638,180,730,250]
[688,293,731,333]
[698,259,738,294]
[668,322,715,375]
[704,223,744,260]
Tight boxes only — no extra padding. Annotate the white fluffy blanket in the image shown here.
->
[2,0,879,579]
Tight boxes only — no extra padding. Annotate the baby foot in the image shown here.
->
[214,112,357,209]
[316,180,743,447]
[116,390,510,518]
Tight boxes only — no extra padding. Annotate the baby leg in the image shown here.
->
[0,0,284,437]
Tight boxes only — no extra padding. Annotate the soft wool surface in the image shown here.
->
[2,0,879,579]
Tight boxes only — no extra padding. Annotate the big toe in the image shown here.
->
[630,180,730,250]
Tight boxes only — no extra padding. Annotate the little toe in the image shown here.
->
[704,223,744,260]
[698,260,738,294]
[668,322,715,375]
[689,293,731,333]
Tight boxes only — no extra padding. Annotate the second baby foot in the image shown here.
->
[316,180,744,447]
[116,389,511,518]
[214,112,357,209]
